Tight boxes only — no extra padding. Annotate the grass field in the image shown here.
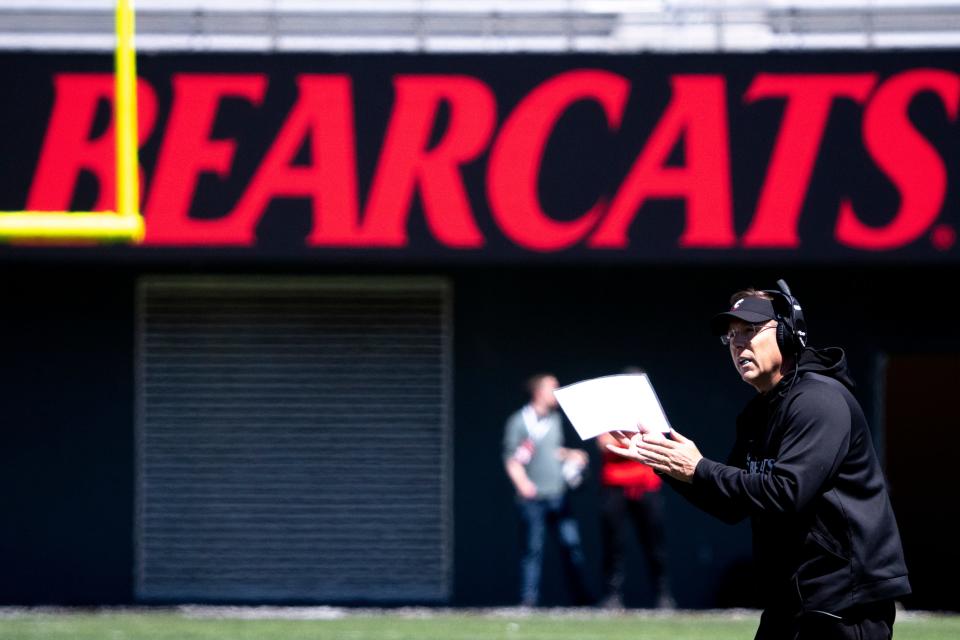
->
[1,608,959,640]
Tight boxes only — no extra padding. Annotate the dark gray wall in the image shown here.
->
[1,263,956,608]
[0,268,135,604]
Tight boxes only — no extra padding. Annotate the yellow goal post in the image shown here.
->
[0,0,144,243]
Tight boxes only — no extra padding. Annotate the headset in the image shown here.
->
[763,279,808,356]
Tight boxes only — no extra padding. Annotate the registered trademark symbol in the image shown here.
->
[931,225,956,251]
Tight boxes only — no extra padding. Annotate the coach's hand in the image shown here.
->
[606,427,703,483]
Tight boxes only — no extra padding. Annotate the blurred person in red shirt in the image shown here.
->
[595,367,675,610]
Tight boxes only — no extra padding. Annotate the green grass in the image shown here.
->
[1,609,958,640]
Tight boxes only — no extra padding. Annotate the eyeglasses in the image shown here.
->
[720,323,776,346]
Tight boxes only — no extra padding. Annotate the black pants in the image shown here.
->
[599,485,670,599]
[755,600,897,640]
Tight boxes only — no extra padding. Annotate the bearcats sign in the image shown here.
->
[1,53,958,260]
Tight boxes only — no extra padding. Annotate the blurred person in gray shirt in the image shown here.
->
[503,373,594,607]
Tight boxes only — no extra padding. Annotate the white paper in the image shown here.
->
[552,374,672,441]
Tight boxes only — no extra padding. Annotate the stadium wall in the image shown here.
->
[0,265,957,610]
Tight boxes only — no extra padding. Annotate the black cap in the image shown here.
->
[711,296,777,335]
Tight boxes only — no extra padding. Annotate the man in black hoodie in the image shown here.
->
[608,282,910,639]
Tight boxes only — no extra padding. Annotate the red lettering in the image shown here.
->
[361,75,494,248]
[145,74,267,245]
[487,70,629,251]
[743,74,876,247]
[27,73,157,211]
[590,75,734,248]
[836,70,959,249]
[208,75,362,246]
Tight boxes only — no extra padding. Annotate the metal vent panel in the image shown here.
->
[136,277,452,603]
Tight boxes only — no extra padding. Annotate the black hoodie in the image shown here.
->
[671,346,911,613]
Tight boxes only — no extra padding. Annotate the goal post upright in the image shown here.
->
[115,0,139,222]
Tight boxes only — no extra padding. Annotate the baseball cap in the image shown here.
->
[711,295,777,336]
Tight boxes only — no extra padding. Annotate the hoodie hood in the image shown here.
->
[763,346,855,402]
[795,346,855,391]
